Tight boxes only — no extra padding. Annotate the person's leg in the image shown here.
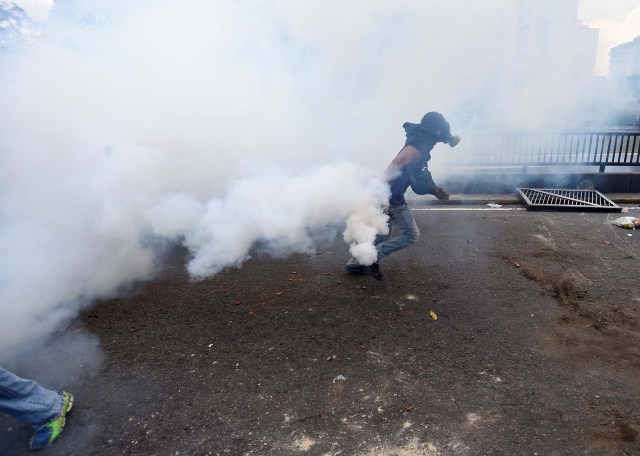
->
[0,367,74,449]
[375,204,419,261]
[345,204,418,280]
[0,367,62,429]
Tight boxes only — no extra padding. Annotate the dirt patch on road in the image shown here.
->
[505,245,638,340]
[503,253,640,367]
[502,232,640,455]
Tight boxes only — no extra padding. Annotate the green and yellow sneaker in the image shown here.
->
[30,391,74,450]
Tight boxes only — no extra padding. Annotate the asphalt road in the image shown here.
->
[1,205,639,456]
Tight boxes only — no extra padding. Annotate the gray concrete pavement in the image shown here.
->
[1,205,639,455]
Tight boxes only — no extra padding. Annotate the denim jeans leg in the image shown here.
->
[375,204,420,261]
[0,367,62,428]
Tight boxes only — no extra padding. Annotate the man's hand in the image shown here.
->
[434,186,450,201]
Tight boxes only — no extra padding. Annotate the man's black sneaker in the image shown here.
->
[346,263,382,281]
[370,263,382,281]
[346,264,366,274]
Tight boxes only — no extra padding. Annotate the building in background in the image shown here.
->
[608,37,640,127]
[506,0,598,89]
[610,36,640,80]
[460,0,599,130]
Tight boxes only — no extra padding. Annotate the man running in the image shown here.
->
[346,111,460,280]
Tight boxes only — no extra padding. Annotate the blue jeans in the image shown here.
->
[348,203,420,265]
[0,367,62,428]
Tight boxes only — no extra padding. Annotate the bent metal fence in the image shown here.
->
[443,131,640,173]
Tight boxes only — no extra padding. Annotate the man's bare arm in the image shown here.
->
[383,145,421,183]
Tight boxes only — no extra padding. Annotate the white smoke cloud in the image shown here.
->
[0,0,397,352]
[148,162,389,277]
[4,0,54,21]
[0,0,627,352]
[344,205,390,267]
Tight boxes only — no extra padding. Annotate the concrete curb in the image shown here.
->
[411,193,640,206]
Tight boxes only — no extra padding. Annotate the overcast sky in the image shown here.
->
[8,0,640,76]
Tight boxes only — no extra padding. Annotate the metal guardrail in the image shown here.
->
[445,131,640,173]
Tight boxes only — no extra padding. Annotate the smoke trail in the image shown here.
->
[147,162,389,278]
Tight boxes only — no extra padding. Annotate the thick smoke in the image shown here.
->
[6,0,54,21]
[0,0,623,352]
[147,162,389,278]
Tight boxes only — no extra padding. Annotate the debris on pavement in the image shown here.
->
[577,180,595,190]
[429,310,438,321]
[603,240,612,245]
[611,216,640,229]
[486,203,502,208]
[332,375,347,383]
[326,354,337,361]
